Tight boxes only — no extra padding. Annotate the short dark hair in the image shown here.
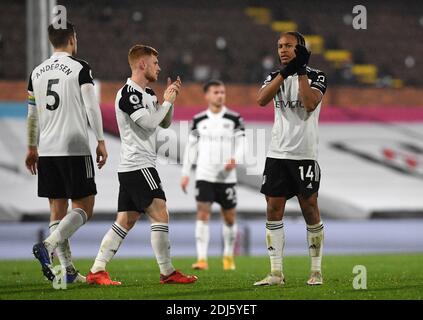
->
[203,79,224,93]
[48,22,75,48]
[281,31,306,46]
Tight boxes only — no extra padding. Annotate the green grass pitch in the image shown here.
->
[0,254,422,300]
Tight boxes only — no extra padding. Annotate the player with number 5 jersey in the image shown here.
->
[254,32,327,287]
[26,22,108,284]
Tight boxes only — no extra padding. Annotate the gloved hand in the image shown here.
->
[279,58,298,79]
[295,44,311,75]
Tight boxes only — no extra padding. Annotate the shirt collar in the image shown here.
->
[207,106,226,118]
[51,51,71,58]
[126,78,145,93]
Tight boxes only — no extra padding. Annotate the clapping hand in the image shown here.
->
[163,76,182,104]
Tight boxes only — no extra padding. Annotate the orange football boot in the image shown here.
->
[86,271,121,285]
[160,270,198,284]
[191,259,208,270]
[223,256,236,270]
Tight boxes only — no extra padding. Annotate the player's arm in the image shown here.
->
[120,92,173,130]
[81,84,108,169]
[159,104,174,129]
[120,77,181,130]
[234,117,247,163]
[295,45,327,112]
[81,84,104,142]
[27,93,38,148]
[180,128,199,193]
[135,101,172,129]
[298,70,327,112]
[160,77,181,129]
[298,76,323,112]
[257,73,283,106]
[128,77,180,130]
[79,62,108,169]
[25,83,39,175]
[257,59,298,106]
[226,116,247,171]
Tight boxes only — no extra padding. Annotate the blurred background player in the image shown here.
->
[254,32,327,286]
[87,45,197,285]
[27,22,108,283]
[180,80,246,271]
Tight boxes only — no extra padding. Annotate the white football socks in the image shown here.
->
[49,220,74,271]
[151,223,175,276]
[91,222,128,273]
[307,221,324,272]
[195,220,210,261]
[44,208,87,254]
[222,223,237,257]
[266,220,285,277]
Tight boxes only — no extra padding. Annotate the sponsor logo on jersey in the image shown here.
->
[275,100,304,109]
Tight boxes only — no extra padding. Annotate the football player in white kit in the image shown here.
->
[254,32,327,286]
[86,45,197,285]
[180,80,246,271]
[27,22,108,283]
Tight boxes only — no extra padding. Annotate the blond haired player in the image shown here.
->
[87,45,197,285]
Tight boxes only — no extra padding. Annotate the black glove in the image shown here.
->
[279,58,298,79]
[295,44,311,75]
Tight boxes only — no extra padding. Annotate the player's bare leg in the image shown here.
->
[298,193,324,285]
[87,211,140,285]
[221,207,237,271]
[33,196,93,281]
[192,202,211,270]
[146,198,197,284]
[48,199,85,283]
[254,196,286,286]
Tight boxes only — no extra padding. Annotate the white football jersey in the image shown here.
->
[28,52,95,156]
[115,78,160,172]
[263,67,327,160]
[182,106,246,184]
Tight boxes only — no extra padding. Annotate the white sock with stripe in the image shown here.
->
[195,220,209,261]
[49,220,75,272]
[266,220,285,277]
[307,221,324,272]
[151,223,175,276]
[44,208,88,254]
[222,223,237,257]
[91,222,128,273]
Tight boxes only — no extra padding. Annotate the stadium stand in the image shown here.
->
[1,0,423,87]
